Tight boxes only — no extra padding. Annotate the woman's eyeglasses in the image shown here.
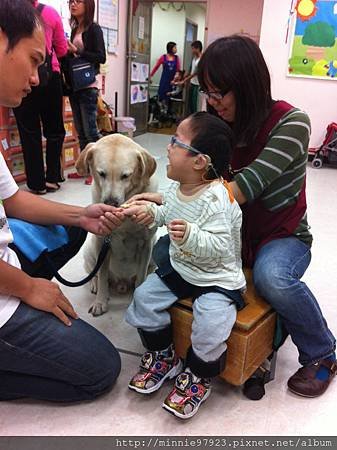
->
[68,0,84,5]
[170,136,202,155]
[199,88,230,101]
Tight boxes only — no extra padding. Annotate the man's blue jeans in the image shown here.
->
[69,87,100,151]
[0,302,121,402]
[253,237,336,366]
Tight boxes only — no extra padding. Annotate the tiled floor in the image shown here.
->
[1,133,337,436]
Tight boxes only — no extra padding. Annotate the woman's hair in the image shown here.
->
[0,0,41,50]
[166,41,177,54]
[198,35,273,144]
[70,0,95,30]
[188,112,234,180]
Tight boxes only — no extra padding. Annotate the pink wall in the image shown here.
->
[259,0,335,148]
[205,0,264,44]
[103,0,128,114]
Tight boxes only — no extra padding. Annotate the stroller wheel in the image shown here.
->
[312,156,323,168]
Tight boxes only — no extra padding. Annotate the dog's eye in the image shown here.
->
[121,174,131,180]
[98,171,106,178]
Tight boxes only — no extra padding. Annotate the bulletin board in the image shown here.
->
[98,0,119,53]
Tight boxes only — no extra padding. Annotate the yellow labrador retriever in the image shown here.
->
[76,134,158,316]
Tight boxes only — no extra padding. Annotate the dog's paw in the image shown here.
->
[88,301,108,316]
[90,277,98,295]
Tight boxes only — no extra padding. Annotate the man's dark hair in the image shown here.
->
[198,35,273,144]
[188,111,234,179]
[191,40,203,52]
[0,0,41,50]
[166,41,177,54]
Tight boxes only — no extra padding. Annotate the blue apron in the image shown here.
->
[158,54,178,101]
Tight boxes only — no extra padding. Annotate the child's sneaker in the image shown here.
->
[162,368,211,419]
[128,345,183,394]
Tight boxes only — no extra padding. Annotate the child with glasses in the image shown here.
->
[123,112,246,420]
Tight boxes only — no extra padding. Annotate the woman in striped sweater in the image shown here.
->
[197,35,336,398]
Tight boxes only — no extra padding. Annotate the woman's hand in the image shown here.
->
[168,219,188,241]
[67,40,78,55]
[127,192,163,205]
[79,204,125,235]
[23,278,78,326]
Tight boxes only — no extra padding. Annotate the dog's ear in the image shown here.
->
[137,148,157,179]
[75,143,96,176]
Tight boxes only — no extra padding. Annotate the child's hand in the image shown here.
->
[168,219,187,241]
[122,202,154,226]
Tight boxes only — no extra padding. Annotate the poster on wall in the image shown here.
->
[288,0,337,80]
[108,29,118,54]
[130,84,148,104]
[131,63,149,82]
[98,0,118,30]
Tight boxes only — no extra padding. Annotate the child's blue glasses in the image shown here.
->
[170,136,223,180]
[170,136,202,155]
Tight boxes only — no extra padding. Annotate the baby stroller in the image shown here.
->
[312,122,337,168]
[148,95,176,128]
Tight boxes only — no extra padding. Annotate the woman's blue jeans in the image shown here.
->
[69,87,100,151]
[253,237,336,366]
[0,302,121,402]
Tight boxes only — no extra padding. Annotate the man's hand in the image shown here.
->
[168,219,188,241]
[122,202,154,226]
[79,204,125,235]
[127,192,163,205]
[23,278,78,326]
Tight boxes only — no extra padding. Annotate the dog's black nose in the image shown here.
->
[103,198,120,207]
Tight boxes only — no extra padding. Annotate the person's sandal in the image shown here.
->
[29,189,47,195]
[46,182,61,192]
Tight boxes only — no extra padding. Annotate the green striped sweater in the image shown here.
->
[234,108,312,245]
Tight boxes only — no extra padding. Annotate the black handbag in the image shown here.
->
[69,57,96,92]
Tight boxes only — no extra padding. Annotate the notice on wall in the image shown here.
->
[138,16,145,40]
[98,0,118,30]
[108,29,118,54]
[130,84,148,104]
[131,63,149,82]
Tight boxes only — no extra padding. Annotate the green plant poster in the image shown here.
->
[288,0,337,79]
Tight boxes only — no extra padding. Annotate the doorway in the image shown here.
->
[126,1,207,135]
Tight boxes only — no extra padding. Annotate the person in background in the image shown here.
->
[0,0,123,402]
[13,0,67,195]
[179,40,203,114]
[66,0,106,185]
[150,41,181,105]
[167,70,185,100]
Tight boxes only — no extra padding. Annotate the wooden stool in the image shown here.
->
[169,270,277,389]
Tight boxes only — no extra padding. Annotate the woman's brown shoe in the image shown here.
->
[287,359,337,397]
